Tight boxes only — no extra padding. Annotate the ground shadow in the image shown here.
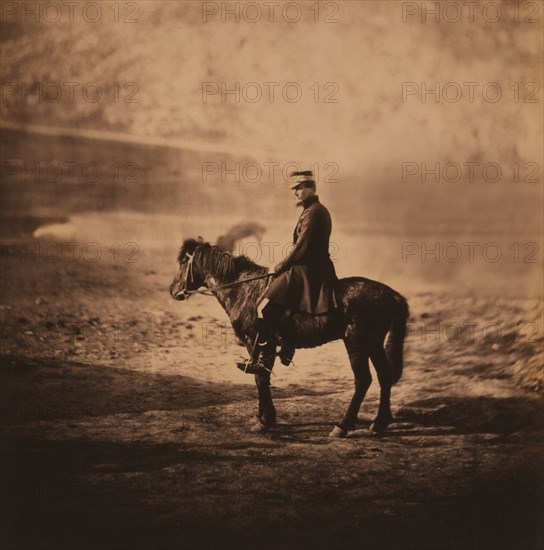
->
[264,393,544,441]
[395,395,544,434]
[0,354,254,424]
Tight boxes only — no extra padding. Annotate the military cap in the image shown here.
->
[289,170,315,189]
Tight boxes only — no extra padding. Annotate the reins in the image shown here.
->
[185,273,274,296]
[178,249,274,298]
[184,268,274,297]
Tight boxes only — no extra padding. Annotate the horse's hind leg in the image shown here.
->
[369,346,393,433]
[330,342,372,437]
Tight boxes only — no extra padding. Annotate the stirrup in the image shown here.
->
[236,352,274,375]
[236,361,274,375]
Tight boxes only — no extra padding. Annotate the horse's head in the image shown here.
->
[170,237,206,301]
[171,236,260,301]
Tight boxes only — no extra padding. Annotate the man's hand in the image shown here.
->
[273,262,284,275]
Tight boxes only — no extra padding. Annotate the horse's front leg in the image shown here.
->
[251,371,276,433]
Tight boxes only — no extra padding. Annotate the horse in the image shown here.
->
[216,221,266,253]
[170,237,409,437]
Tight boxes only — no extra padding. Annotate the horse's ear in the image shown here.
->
[180,238,200,259]
[197,236,205,244]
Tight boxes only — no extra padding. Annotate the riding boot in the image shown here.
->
[236,318,276,374]
[275,308,295,366]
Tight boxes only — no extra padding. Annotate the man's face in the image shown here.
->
[293,185,315,206]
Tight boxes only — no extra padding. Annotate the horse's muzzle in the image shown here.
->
[172,289,189,301]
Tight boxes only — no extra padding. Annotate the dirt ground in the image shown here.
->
[1,229,543,550]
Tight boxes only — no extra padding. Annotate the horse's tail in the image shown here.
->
[385,295,409,384]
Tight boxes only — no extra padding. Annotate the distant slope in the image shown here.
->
[1,1,541,178]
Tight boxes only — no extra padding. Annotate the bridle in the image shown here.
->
[177,250,274,298]
[175,251,195,300]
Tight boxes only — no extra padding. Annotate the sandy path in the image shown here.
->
[1,233,542,549]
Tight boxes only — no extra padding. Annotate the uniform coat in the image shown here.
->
[263,195,337,314]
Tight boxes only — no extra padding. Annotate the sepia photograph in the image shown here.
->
[1,1,543,548]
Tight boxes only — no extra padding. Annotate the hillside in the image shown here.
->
[1,1,542,178]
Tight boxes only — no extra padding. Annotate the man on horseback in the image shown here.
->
[237,170,338,374]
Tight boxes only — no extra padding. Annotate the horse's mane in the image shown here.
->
[177,238,265,282]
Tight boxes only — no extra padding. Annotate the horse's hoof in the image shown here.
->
[369,420,391,434]
[328,425,348,438]
[250,420,270,433]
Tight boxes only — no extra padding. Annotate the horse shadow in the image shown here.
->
[265,394,543,442]
[388,395,543,436]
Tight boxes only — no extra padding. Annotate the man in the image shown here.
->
[237,170,337,374]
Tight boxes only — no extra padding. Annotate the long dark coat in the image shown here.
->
[263,195,337,314]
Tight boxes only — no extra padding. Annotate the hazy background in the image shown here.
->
[1,5,543,548]
[1,0,542,295]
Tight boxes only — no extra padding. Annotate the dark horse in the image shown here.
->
[170,238,409,437]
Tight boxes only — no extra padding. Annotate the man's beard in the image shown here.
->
[295,199,304,207]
